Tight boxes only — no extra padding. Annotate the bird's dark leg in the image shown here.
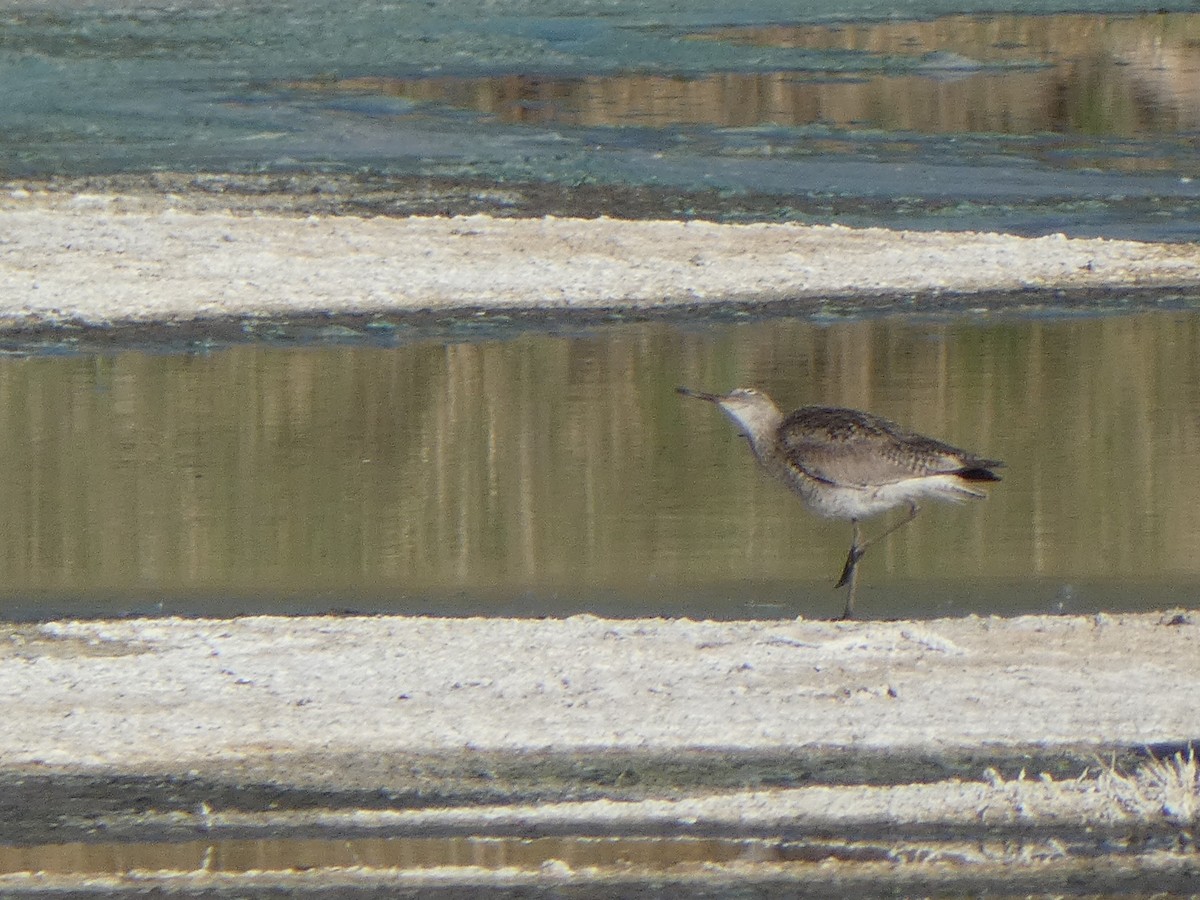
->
[834,519,864,619]
[833,503,921,620]
[835,519,863,590]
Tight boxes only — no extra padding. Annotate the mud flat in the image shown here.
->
[0,611,1197,895]
[3,183,1200,330]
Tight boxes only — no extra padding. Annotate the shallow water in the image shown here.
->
[2,834,1192,896]
[0,835,797,874]
[1,310,1197,621]
[298,13,1200,144]
[3,1,1199,238]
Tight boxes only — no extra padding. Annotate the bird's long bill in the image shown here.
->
[676,386,721,403]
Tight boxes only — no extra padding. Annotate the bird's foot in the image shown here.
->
[834,545,863,589]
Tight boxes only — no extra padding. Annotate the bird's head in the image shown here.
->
[676,386,783,438]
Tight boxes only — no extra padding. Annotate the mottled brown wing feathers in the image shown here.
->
[777,406,1002,488]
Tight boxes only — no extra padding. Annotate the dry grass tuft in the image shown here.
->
[1097,746,1199,826]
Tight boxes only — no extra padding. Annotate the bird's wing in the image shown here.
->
[778,408,979,488]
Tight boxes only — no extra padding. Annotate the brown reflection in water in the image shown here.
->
[293,14,1200,138]
[0,835,766,875]
[0,313,1198,614]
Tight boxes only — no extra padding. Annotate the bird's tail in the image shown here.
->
[941,464,1002,501]
[956,465,1002,483]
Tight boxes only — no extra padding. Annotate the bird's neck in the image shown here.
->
[746,429,788,478]
[723,407,786,474]
[720,404,783,445]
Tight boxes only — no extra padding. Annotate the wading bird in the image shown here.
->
[677,386,1003,618]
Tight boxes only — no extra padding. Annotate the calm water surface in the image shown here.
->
[2,311,1197,620]
[306,13,1200,145]
[4,1,1200,238]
